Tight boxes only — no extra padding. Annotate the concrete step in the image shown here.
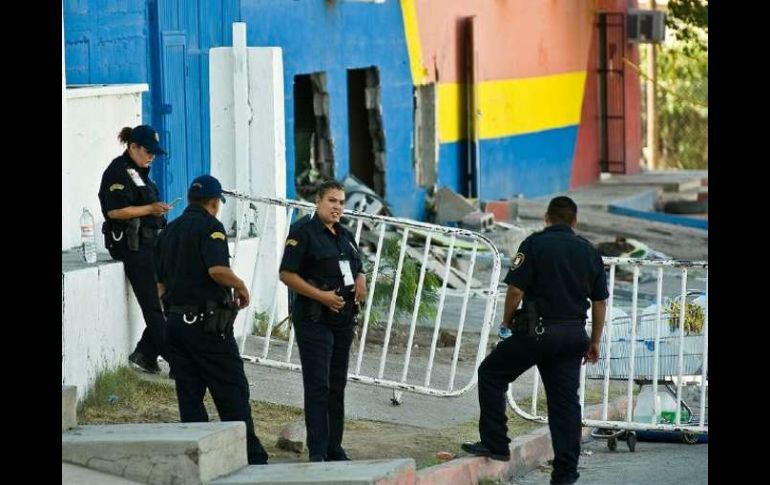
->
[211,458,416,485]
[62,422,247,484]
[63,462,142,484]
[62,385,77,432]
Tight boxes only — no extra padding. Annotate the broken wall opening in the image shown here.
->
[347,66,386,197]
[294,72,334,199]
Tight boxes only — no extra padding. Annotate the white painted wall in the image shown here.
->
[61,83,148,401]
[210,31,288,329]
[62,256,145,402]
[61,84,147,252]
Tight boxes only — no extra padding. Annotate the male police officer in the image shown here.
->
[155,174,268,465]
[462,196,607,485]
[279,180,366,462]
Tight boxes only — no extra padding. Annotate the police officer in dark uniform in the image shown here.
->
[154,174,269,465]
[462,196,608,485]
[279,179,367,462]
[98,125,171,373]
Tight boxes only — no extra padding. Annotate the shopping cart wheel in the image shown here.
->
[682,431,699,444]
[627,431,637,452]
[608,436,617,451]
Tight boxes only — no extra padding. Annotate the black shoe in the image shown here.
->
[461,441,511,461]
[326,449,351,461]
[551,473,580,485]
[129,351,160,374]
[309,455,325,462]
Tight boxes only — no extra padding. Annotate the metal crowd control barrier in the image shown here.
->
[223,190,503,399]
[507,258,708,446]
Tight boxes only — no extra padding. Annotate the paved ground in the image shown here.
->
[509,439,708,484]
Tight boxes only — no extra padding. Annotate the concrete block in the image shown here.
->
[460,211,495,231]
[62,422,247,484]
[435,187,476,224]
[62,386,77,432]
[212,459,415,485]
[482,200,516,222]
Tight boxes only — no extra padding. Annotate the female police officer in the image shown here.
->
[98,125,171,373]
[279,180,367,462]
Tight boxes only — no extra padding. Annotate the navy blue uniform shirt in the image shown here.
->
[504,224,609,320]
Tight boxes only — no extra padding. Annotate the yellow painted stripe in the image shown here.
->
[400,0,428,85]
[438,71,587,143]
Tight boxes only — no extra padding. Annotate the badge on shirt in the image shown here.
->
[109,183,124,192]
[286,238,299,247]
[210,231,226,240]
[126,168,146,187]
[511,252,525,270]
[339,260,355,286]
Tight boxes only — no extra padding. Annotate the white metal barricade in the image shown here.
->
[224,189,503,399]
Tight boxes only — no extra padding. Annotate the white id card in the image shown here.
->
[339,260,355,286]
[127,168,146,187]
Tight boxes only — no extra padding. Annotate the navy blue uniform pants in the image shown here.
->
[111,243,166,361]
[477,325,590,484]
[165,315,268,465]
[293,319,355,459]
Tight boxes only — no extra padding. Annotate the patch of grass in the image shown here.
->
[79,367,180,424]
[478,479,503,485]
[77,367,558,470]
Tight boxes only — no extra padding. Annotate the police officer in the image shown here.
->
[155,174,269,465]
[279,179,367,462]
[98,125,171,373]
[462,196,607,485]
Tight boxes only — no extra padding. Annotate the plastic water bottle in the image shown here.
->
[80,207,97,264]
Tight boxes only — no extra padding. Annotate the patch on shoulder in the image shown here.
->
[109,183,124,192]
[210,231,226,240]
[511,252,525,270]
[285,238,299,247]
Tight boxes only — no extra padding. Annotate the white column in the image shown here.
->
[210,29,287,339]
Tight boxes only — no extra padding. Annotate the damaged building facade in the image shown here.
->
[64,0,641,221]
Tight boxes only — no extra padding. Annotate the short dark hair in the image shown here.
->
[546,196,577,225]
[316,179,345,199]
[188,195,218,207]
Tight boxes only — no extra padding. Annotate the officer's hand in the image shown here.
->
[149,202,171,216]
[354,274,367,304]
[234,286,250,309]
[583,342,601,364]
[319,290,345,313]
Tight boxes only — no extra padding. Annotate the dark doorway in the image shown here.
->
[347,67,385,196]
[294,72,334,199]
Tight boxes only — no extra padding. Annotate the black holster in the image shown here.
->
[306,279,331,322]
[201,299,238,336]
[125,218,141,251]
[510,301,543,337]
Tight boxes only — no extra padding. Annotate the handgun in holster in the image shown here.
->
[306,278,331,322]
[201,292,238,336]
[510,300,544,337]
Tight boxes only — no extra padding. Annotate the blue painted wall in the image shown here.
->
[64,0,155,135]
[240,0,425,220]
[438,126,579,201]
